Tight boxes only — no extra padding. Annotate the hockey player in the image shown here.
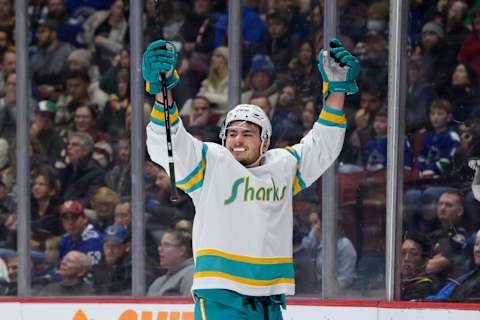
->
[142,38,359,319]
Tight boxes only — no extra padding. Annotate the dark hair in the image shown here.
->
[31,166,60,197]
[403,231,432,259]
[65,68,90,83]
[375,107,388,118]
[165,229,193,258]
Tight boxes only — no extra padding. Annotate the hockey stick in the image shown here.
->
[159,47,178,202]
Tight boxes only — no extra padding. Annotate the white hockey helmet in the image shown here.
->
[219,104,272,143]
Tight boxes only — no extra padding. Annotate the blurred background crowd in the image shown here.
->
[0,0,479,301]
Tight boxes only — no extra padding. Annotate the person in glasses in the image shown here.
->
[147,229,194,297]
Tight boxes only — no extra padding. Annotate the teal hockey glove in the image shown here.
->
[142,39,180,95]
[318,37,359,98]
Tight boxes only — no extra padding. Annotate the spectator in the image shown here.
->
[82,0,128,73]
[92,224,131,295]
[88,187,119,232]
[196,46,229,114]
[45,0,84,48]
[38,236,61,284]
[181,96,221,142]
[401,232,437,300]
[1,249,16,295]
[65,0,113,15]
[265,12,293,76]
[31,19,74,94]
[406,60,437,133]
[0,0,14,37]
[271,81,303,143]
[30,166,62,251]
[444,1,470,54]
[425,231,471,289]
[416,99,460,178]
[288,39,323,99]
[343,83,385,166]
[147,230,194,297]
[241,54,278,109]
[292,226,315,295]
[99,47,129,95]
[179,0,217,83]
[419,21,457,92]
[429,191,469,243]
[442,63,480,123]
[364,108,413,173]
[113,200,131,229]
[67,48,100,85]
[71,104,112,169]
[214,4,267,58]
[106,132,131,197]
[300,97,318,136]
[153,166,195,224]
[58,200,103,266]
[0,72,17,141]
[0,50,15,96]
[458,7,480,76]
[37,250,94,296]
[56,68,108,127]
[426,229,480,301]
[356,30,388,87]
[272,0,309,48]
[249,94,273,120]
[57,132,106,203]
[302,211,357,289]
[29,100,65,164]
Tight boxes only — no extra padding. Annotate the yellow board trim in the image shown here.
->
[200,298,207,320]
[196,249,293,264]
[151,107,179,123]
[319,110,346,125]
[194,271,295,286]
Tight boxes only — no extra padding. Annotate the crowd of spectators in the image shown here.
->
[0,0,479,301]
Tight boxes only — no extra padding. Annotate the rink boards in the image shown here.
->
[0,299,479,320]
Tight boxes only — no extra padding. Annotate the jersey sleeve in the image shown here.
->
[285,105,346,195]
[146,101,209,197]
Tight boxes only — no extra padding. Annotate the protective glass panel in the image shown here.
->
[401,1,480,303]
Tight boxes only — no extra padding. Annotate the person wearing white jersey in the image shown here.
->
[142,37,359,319]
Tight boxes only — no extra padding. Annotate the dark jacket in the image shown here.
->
[92,256,132,295]
[401,273,437,300]
[58,156,106,204]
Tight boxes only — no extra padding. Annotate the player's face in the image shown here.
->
[225,121,265,166]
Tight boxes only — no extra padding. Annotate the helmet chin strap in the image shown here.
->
[245,139,267,168]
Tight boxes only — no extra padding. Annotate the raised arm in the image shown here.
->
[142,40,208,198]
[287,38,359,193]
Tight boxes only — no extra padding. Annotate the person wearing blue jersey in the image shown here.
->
[364,107,413,172]
[58,200,103,267]
[142,38,359,319]
[417,99,460,177]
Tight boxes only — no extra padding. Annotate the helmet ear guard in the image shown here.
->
[219,104,272,145]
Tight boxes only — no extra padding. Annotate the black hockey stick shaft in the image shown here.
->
[160,72,178,202]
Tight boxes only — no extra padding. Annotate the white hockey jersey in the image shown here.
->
[146,102,346,296]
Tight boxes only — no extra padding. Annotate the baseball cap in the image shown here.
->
[103,224,128,244]
[36,100,58,113]
[59,200,85,216]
